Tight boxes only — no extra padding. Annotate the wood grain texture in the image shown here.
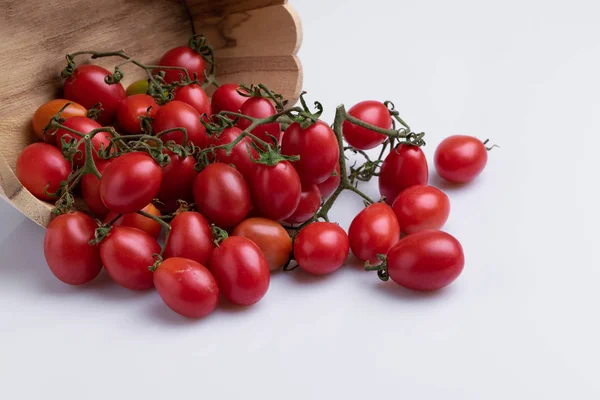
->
[0,0,302,227]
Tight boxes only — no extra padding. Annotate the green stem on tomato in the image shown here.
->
[138,210,172,256]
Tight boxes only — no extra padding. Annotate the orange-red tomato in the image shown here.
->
[232,218,292,271]
[32,99,87,143]
[105,203,162,238]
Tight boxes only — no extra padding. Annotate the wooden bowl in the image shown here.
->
[0,0,302,227]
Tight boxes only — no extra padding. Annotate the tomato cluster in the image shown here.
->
[18,34,495,320]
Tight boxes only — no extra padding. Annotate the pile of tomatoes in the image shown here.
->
[15,34,494,318]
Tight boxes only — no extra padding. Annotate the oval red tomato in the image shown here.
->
[348,203,400,264]
[379,144,428,205]
[316,163,341,199]
[284,184,321,224]
[249,161,301,221]
[164,212,215,266]
[211,83,248,115]
[16,143,71,201]
[231,218,292,271]
[55,116,112,167]
[434,135,488,183]
[157,152,197,213]
[211,126,259,180]
[82,159,111,218]
[237,97,281,145]
[294,222,349,275]
[342,101,392,150]
[209,236,270,306]
[116,94,159,134]
[392,185,450,234]
[105,203,162,238]
[173,84,210,116]
[155,46,207,84]
[152,100,207,147]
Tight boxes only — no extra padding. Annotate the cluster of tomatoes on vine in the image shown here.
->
[15,34,495,318]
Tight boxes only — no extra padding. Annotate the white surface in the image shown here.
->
[1,0,599,398]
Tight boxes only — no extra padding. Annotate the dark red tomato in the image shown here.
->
[116,94,159,134]
[392,185,450,234]
[342,100,392,150]
[385,230,464,291]
[231,218,292,271]
[379,144,428,205]
[63,64,126,125]
[155,46,207,84]
[211,83,248,115]
[99,226,159,290]
[249,161,301,221]
[55,116,111,168]
[164,212,215,266]
[209,236,270,306]
[100,152,162,214]
[32,99,87,144]
[284,184,321,224]
[157,152,197,213]
[294,222,349,275]
[105,203,162,238]
[281,121,339,185]
[237,97,281,145]
[43,212,102,285]
[211,126,259,180]
[434,135,488,183]
[16,143,71,201]
[173,84,210,117]
[152,100,207,147]
[348,203,400,264]
[154,257,219,318]
[316,163,341,199]
[82,159,111,218]
[193,163,251,228]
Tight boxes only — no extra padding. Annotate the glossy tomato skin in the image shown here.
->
[379,144,428,205]
[152,100,207,147]
[294,222,349,275]
[82,159,111,218]
[32,99,87,143]
[193,163,251,228]
[211,127,259,180]
[209,236,270,306]
[282,121,339,185]
[116,94,159,134]
[249,161,302,221]
[100,152,162,214]
[348,203,400,263]
[63,65,126,125]
[55,116,111,168]
[44,212,102,285]
[317,163,341,199]
[211,83,247,115]
[434,135,488,183]
[173,84,210,116]
[392,185,450,234]
[164,212,215,266]
[237,97,281,145]
[154,257,219,318]
[105,203,162,238]
[157,152,197,213]
[386,230,464,291]
[16,143,71,201]
[125,79,149,96]
[99,226,159,290]
[284,184,321,224]
[156,46,206,84]
[342,101,392,150]
[232,217,292,271]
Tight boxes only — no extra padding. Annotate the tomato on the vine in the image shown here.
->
[152,100,207,147]
[157,152,197,213]
[82,159,111,218]
[284,184,321,225]
[281,120,339,185]
[209,236,270,306]
[379,144,428,205]
[63,65,126,125]
[16,143,71,201]
[164,212,215,266]
[434,135,489,183]
[392,185,450,234]
[55,116,112,167]
[294,222,349,275]
[173,84,210,116]
[44,212,102,285]
[232,217,292,271]
[99,226,159,290]
[383,230,464,291]
[32,99,87,143]
[348,203,400,263]
[193,163,251,228]
[125,79,149,96]
[342,100,392,150]
[100,152,162,214]
[211,83,248,115]
[154,257,219,318]
[237,97,281,145]
[155,46,206,84]
[211,127,259,180]
[249,161,301,221]
[105,203,162,238]
[116,94,159,134]
[316,163,341,199]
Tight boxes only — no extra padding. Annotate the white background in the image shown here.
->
[1,0,599,398]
